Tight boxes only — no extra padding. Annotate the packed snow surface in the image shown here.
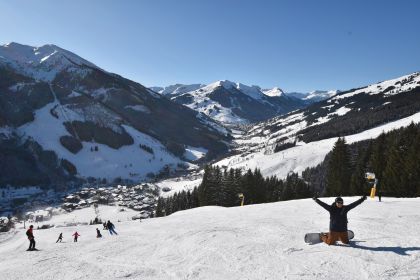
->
[1,198,419,279]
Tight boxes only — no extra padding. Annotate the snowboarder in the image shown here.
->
[26,225,36,251]
[96,228,102,238]
[56,233,63,243]
[107,220,118,235]
[313,196,366,245]
[72,231,80,242]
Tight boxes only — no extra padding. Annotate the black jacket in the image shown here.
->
[314,197,365,232]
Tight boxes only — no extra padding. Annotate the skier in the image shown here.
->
[96,228,102,238]
[26,225,36,251]
[56,233,63,243]
[103,222,108,230]
[313,196,367,245]
[106,220,118,235]
[72,231,80,242]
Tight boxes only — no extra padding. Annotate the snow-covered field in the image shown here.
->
[156,176,202,197]
[1,198,419,280]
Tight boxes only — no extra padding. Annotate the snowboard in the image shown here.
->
[304,230,354,244]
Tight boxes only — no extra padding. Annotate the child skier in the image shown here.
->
[72,231,80,242]
[313,196,366,245]
[96,228,102,238]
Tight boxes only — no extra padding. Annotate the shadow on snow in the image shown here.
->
[343,241,420,256]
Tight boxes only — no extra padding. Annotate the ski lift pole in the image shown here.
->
[238,193,244,206]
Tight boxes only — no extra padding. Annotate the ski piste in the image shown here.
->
[304,230,354,244]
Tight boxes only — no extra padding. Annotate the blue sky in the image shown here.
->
[1,0,419,92]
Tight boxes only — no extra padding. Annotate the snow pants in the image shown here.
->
[28,238,36,250]
[109,228,118,235]
[321,231,349,245]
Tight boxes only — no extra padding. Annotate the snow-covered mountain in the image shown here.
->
[262,87,284,97]
[0,43,232,186]
[215,72,420,178]
[1,197,419,279]
[152,81,306,125]
[150,84,205,96]
[0,42,99,81]
[285,90,340,103]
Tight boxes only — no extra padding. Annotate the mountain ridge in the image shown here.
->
[0,42,232,186]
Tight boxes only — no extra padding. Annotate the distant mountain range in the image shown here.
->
[151,83,338,125]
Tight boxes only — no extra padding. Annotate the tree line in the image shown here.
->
[155,167,313,217]
[303,122,420,197]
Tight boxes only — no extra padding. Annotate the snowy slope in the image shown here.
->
[17,100,186,180]
[304,90,339,102]
[0,198,419,279]
[331,72,420,101]
[216,111,420,179]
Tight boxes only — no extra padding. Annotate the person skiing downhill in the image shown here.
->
[26,225,36,251]
[106,220,118,235]
[313,196,366,245]
[56,233,63,243]
[72,231,80,242]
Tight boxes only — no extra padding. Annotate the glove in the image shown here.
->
[312,196,318,201]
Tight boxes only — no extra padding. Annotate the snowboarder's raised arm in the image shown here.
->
[313,197,331,211]
[346,196,367,211]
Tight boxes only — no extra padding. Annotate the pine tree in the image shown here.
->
[155,197,164,217]
[198,165,211,206]
[282,175,294,201]
[407,131,420,196]
[382,146,404,196]
[326,137,352,196]
[193,187,200,207]
[350,142,372,195]
[219,169,230,206]
[241,169,255,204]
[369,133,387,182]
[252,169,266,203]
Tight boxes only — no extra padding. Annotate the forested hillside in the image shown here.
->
[158,123,420,216]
